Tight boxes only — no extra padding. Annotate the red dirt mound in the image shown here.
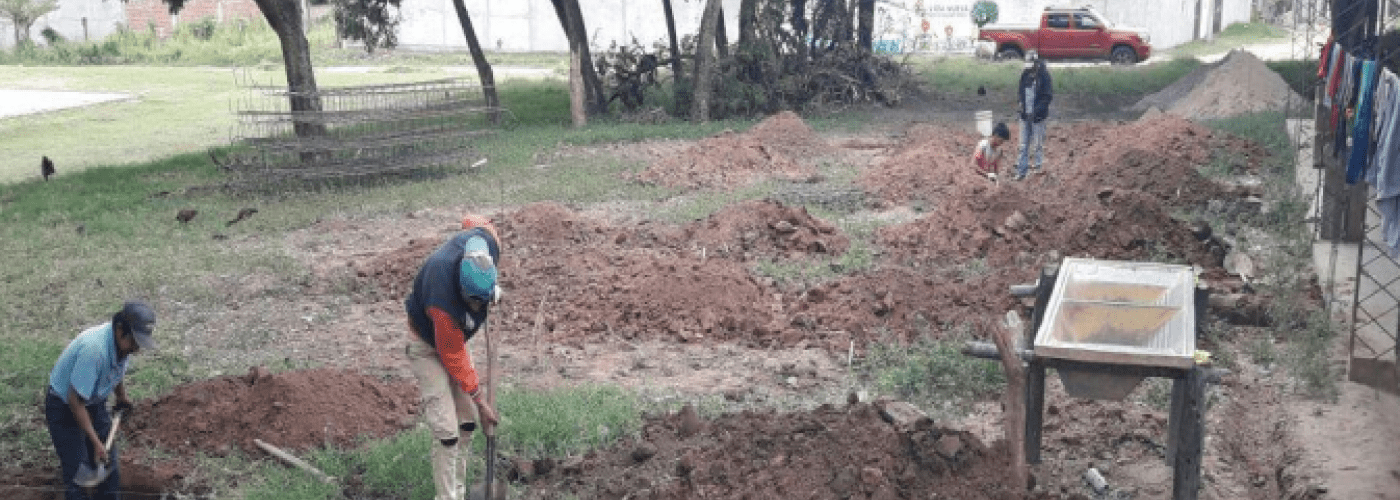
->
[356,236,442,300]
[125,367,418,456]
[679,199,850,261]
[637,111,830,189]
[352,201,851,347]
[867,117,1243,275]
[510,401,1030,500]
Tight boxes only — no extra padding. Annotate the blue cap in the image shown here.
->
[120,300,157,350]
[459,235,497,301]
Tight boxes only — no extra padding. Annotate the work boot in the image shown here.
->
[431,441,462,500]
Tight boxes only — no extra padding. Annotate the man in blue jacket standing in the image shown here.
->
[1016,51,1053,181]
[46,301,157,500]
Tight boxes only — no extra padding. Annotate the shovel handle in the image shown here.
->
[102,411,123,452]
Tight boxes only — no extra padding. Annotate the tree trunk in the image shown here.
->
[661,0,683,86]
[691,0,723,122]
[857,0,874,51]
[791,0,809,62]
[715,5,730,58]
[661,0,688,114]
[449,0,501,125]
[569,50,587,127]
[254,0,326,144]
[738,0,758,49]
[551,0,606,114]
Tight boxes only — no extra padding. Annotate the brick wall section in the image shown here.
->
[125,0,264,39]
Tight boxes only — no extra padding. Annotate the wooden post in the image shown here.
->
[991,321,1028,491]
[1024,360,1046,464]
[1023,262,1056,464]
[1170,367,1206,500]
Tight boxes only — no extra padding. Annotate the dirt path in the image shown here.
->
[1289,362,1400,499]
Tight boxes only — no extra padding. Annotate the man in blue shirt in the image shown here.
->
[46,301,157,500]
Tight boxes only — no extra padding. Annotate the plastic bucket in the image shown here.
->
[975,110,993,137]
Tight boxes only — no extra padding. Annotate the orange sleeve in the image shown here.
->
[461,214,501,247]
[428,306,480,395]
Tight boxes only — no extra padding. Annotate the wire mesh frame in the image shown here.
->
[1304,0,1400,394]
[228,69,499,182]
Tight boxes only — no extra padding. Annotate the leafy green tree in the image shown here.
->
[333,0,398,54]
[971,0,998,28]
[0,0,59,47]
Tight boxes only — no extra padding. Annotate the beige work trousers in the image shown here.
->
[406,321,480,500]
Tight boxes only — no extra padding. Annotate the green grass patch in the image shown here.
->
[1204,111,1339,398]
[1165,22,1290,59]
[1266,59,1320,100]
[240,384,639,500]
[911,56,1200,111]
[857,325,1005,416]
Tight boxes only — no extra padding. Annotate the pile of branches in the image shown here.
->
[594,0,912,120]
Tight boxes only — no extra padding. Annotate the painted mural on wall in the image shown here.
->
[873,0,987,54]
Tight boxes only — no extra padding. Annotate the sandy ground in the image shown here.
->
[0,89,134,119]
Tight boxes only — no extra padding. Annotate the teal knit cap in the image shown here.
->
[459,235,497,301]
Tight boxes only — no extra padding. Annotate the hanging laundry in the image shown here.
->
[1348,59,1378,184]
[1365,68,1397,186]
[1368,69,1400,256]
[1335,53,1360,159]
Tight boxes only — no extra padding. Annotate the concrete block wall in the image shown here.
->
[125,0,263,39]
[1,0,125,50]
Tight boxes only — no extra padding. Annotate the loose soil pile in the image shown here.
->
[636,111,834,189]
[126,366,418,457]
[509,401,1028,500]
[349,115,1265,354]
[1133,49,1308,119]
[0,369,405,500]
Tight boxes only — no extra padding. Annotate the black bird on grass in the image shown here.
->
[177,209,198,224]
[41,156,55,180]
[977,85,986,96]
[226,208,258,227]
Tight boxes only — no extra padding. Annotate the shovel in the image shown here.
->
[74,410,124,488]
[480,319,502,500]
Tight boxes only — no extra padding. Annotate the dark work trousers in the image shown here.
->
[45,390,120,500]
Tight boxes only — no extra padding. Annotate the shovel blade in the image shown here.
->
[73,461,111,488]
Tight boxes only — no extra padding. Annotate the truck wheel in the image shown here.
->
[1110,46,1137,65]
[997,47,1023,62]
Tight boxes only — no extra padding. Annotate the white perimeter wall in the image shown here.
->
[1,0,127,50]
[397,0,743,52]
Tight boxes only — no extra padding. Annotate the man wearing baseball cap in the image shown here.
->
[404,215,503,500]
[46,300,157,499]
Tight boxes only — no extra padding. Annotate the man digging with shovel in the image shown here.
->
[45,301,157,500]
[405,215,503,500]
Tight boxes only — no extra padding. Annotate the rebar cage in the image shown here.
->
[229,70,497,182]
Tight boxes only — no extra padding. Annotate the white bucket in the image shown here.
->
[975,110,993,137]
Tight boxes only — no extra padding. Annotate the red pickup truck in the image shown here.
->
[978,7,1151,64]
